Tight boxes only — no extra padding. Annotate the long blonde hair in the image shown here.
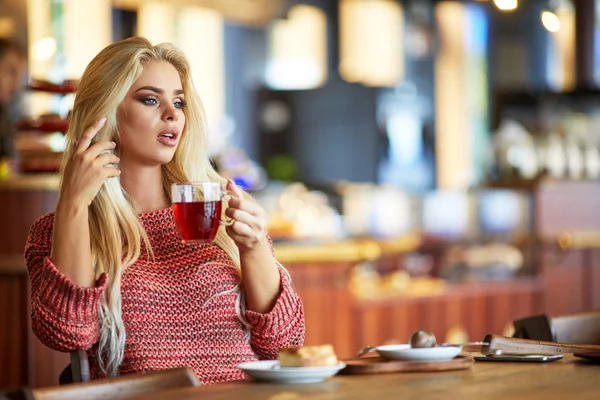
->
[61,37,244,376]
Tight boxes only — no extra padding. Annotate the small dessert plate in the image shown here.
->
[376,344,463,362]
[237,360,346,383]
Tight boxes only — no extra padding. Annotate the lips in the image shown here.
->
[157,128,179,147]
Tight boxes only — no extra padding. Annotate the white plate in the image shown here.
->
[237,360,346,383]
[376,344,463,362]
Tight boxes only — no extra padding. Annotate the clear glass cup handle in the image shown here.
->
[221,189,235,226]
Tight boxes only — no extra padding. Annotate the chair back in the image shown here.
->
[512,314,554,341]
[553,312,600,345]
[31,368,200,400]
[59,349,91,385]
[513,311,600,345]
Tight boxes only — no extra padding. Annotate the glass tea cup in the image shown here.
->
[172,182,234,244]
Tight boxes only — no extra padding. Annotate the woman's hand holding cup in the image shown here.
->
[172,180,268,252]
[224,180,268,253]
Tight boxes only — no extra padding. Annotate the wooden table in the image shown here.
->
[132,355,600,400]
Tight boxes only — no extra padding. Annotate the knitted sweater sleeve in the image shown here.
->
[245,264,306,359]
[24,213,108,352]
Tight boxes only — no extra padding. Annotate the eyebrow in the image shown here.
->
[135,86,184,95]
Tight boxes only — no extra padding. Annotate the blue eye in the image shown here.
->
[174,100,187,109]
[140,97,158,106]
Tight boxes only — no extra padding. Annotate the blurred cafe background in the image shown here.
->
[2,0,600,389]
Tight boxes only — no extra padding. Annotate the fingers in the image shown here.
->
[227,196,263,217]
[87,140,117,158]
[226,208,265,231]
[226,222,258,241]
[224,180,267,247]
[105,167,122,178]
[225,180,262,214]
[76,117,107,154]
[94,152,120,168]
[226,179,245,198]
[225,187,265,231]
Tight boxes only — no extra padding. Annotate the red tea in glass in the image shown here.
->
[173,200,222,243]
[171,182,233,244]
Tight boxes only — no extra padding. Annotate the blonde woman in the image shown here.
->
[25,37,305,384]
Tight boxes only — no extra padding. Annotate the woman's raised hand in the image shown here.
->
[59,118,121,207]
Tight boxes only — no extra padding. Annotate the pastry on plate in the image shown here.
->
[279,344,339,367]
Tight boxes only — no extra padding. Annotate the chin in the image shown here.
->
[156,148,178,164]
[139,154,176,166]
[156,155,176,165]
[154,158,174,166]
[125,146,178,166]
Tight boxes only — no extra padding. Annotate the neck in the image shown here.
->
[119,163,168,214]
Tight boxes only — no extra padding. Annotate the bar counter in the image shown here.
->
[274,234,420,263]
[0,173,59,191]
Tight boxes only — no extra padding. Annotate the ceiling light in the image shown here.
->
[32,37,57,61]
[541,10,561,32]
[339,0,404,87]
[494,0,518,11]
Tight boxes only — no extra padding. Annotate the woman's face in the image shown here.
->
[117,60,186,167]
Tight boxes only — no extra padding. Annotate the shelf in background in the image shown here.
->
[16,118,68,133]
[28,80,77,95]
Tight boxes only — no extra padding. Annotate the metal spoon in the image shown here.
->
[354,345,377,358]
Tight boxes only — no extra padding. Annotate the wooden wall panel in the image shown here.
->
[347,279,540,355]
[591,250,600,310]
[0,274,28,390]
[510,289,536,322]
[353,304,383,352]
[0,273,69,390]
[0,190,59,255]
[28,338,69,388]
[287,262,355,359]
[540,248,586,317]
[461,292,487,342]
[0,187,63,389]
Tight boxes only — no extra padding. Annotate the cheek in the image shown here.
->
[116,127,134,156]
[116,117,141,151]
[119,106,151,136]
[178,112,186,129]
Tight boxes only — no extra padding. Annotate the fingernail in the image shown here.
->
[99,117,107,125]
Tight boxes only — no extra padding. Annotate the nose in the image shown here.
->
[162,103,180,122]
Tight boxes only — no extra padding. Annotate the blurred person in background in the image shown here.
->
[0,37,26,160]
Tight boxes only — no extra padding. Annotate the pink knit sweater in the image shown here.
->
[24,207,305,385]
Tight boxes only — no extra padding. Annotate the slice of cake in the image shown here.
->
[279,345,339,367]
